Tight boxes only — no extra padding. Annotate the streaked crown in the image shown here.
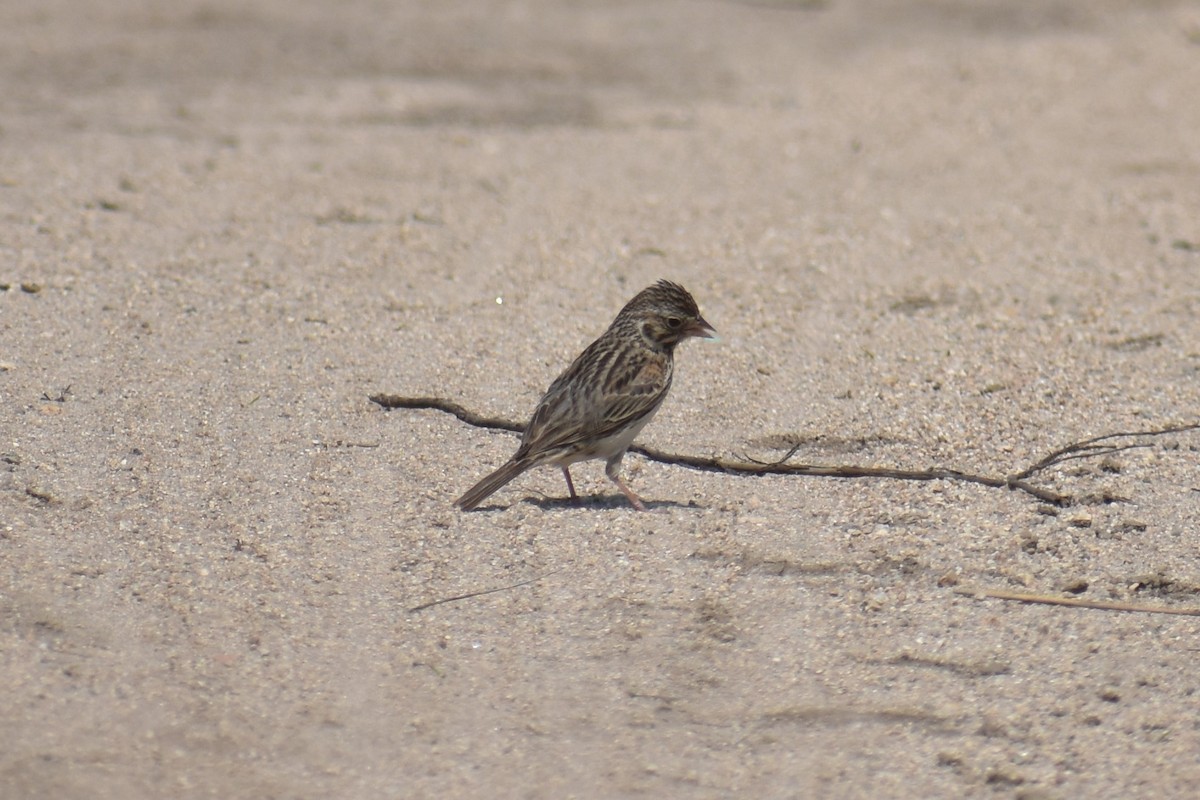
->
[616,279,715,349]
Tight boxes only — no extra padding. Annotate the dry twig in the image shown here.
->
[370,394,1198,507]
[955,586,1200,617]
[408,569,560,613]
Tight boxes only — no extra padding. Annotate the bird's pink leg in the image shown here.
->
[605,455,647,511]
[561,467,580,503]
[610,474,647,511]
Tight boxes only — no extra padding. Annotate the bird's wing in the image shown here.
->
[517,350,672,459]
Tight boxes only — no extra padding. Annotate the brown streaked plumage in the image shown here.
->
[455,280,715,511]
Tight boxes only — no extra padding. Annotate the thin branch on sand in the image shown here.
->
[369,394,1198,508]
[955,586,1200,617]
[408,570,561,613]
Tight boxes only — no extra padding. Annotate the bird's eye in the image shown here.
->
[666,317,683,329]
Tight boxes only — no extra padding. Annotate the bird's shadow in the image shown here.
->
[467,494,702,513]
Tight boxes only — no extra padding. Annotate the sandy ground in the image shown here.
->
[3,0,1200,797]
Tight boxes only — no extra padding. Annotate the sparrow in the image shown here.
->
[455,280,715,510]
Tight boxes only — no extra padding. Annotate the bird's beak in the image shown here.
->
[686,315,717,340]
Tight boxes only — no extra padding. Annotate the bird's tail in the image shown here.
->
[454,459,531,510]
